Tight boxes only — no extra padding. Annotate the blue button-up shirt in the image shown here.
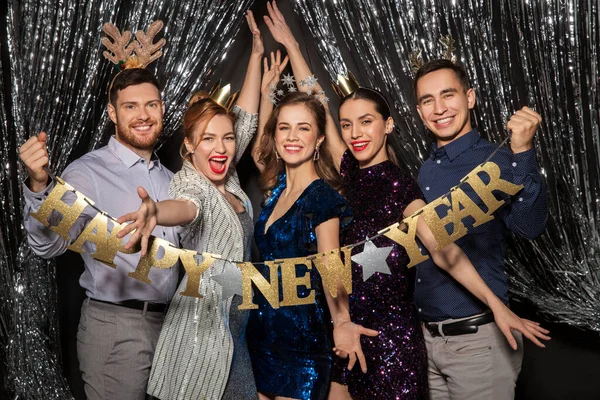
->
[24,137,180,303]
[415,129,547,321]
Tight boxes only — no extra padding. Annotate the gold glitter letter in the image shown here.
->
[312,247,353,297]
[279,257,314,307]
[466,162,524,215]
[178,251,215,298]
[382,216,429,268]
[239,261,280,310]
[30,177,89,241]
[128,237,181,284]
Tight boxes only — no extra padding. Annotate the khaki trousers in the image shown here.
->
[76,299,165,400]
[423,316,523,400]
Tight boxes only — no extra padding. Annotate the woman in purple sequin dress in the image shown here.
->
[329,88,429,399]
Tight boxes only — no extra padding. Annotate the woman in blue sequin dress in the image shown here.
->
[246,78,374,399]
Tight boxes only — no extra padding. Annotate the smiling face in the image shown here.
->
[416,68,476,147]
[274,104,323,167]
[185,114,236,186]
[339,98,393,167]
[108,82,165,154]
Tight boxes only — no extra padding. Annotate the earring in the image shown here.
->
[275,151,281,160]
[313,145,320,161]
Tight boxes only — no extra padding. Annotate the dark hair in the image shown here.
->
[109,68,161,105]
[181,91,235,161]
[258,92,341,192]
[338,87,399,165]
[413,59,470,97]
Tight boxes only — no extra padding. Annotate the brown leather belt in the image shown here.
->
[424,312,494,337]
[89,298,167,313]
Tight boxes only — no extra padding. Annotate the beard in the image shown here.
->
[115,118,163,152]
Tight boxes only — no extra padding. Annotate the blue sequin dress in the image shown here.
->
[247,176,351,400]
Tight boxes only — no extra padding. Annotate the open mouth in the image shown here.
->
[132,124,152,133]
[209,156,228,174]
[434,116,455,127]
[350,141,369,152]
[283,145,302,154]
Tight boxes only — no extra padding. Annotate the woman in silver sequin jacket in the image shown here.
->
[118,12,265,400]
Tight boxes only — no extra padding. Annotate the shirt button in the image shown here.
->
[518,197,523,202]
[425,187,430,191]
[417,278,421,283]
[418,308,422,312]
[512,162,517,167]
[436,160,441,164]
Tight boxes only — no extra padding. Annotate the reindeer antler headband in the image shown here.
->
[101,20,166,70]
[409,34,458,74]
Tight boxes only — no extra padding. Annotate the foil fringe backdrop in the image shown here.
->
[294,0,600,331]
[1,1,254,398]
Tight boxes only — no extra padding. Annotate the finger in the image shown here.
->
[263,15,274,31]
[346,352,357,371]
[137,186,149,201]
[38,131,47,143]
[499,324,518,350]
[519,106,542,122]
[246,10,257,32]
[272,0,285,23]
[124,229,142,250]
[270,51,276,67]
[276,49,281,64]
[280,55,289,70]
[141,234,149,257]
[357,350,368,373]
[512,111,539,125]
[266,2,276,19]
[19,139,46,160]
[263,56,269,74]
[519,326,546,348]
[360,327,380,337]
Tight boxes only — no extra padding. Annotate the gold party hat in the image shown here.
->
[331,71,360,99]
[209,81,239,110]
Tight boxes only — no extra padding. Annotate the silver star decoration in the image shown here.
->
[351,240,393,281]
[281,73,295,86]
[306,89,312,95]
[211,261,242,299]
[288,86,297,92]
[321,96,330,103]
[277,89,284,96]
[302,74,318,87]
[268,83,277,91]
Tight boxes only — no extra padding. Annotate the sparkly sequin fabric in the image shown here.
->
[247,176,351,400]
[331,151,428,399]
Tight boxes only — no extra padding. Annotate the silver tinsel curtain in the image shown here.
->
[0,0,253,398]
[294,0,599,330]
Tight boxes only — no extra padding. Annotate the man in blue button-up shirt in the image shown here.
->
[20,68,179,400]
[413,59,548,399]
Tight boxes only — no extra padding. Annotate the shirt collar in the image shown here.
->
[431,129,480,161]
[108,136,162,170]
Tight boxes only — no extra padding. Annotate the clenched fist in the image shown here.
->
[19,132,50,192]
[507,106,542,154]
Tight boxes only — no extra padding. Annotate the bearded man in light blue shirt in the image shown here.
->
[19,67,180,400]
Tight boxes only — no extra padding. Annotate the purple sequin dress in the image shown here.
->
[331,151,428,399]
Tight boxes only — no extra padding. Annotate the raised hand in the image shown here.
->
[264,1,297,48]
[332,320,379,373]
[507,106,542,153]
[19,132,50,192]
[246,10,264,57]
[261,50,289,97]
[491,302,551,350]
[116,186,158,256]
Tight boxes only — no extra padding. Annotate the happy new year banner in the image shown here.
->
[30,161,522,309]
